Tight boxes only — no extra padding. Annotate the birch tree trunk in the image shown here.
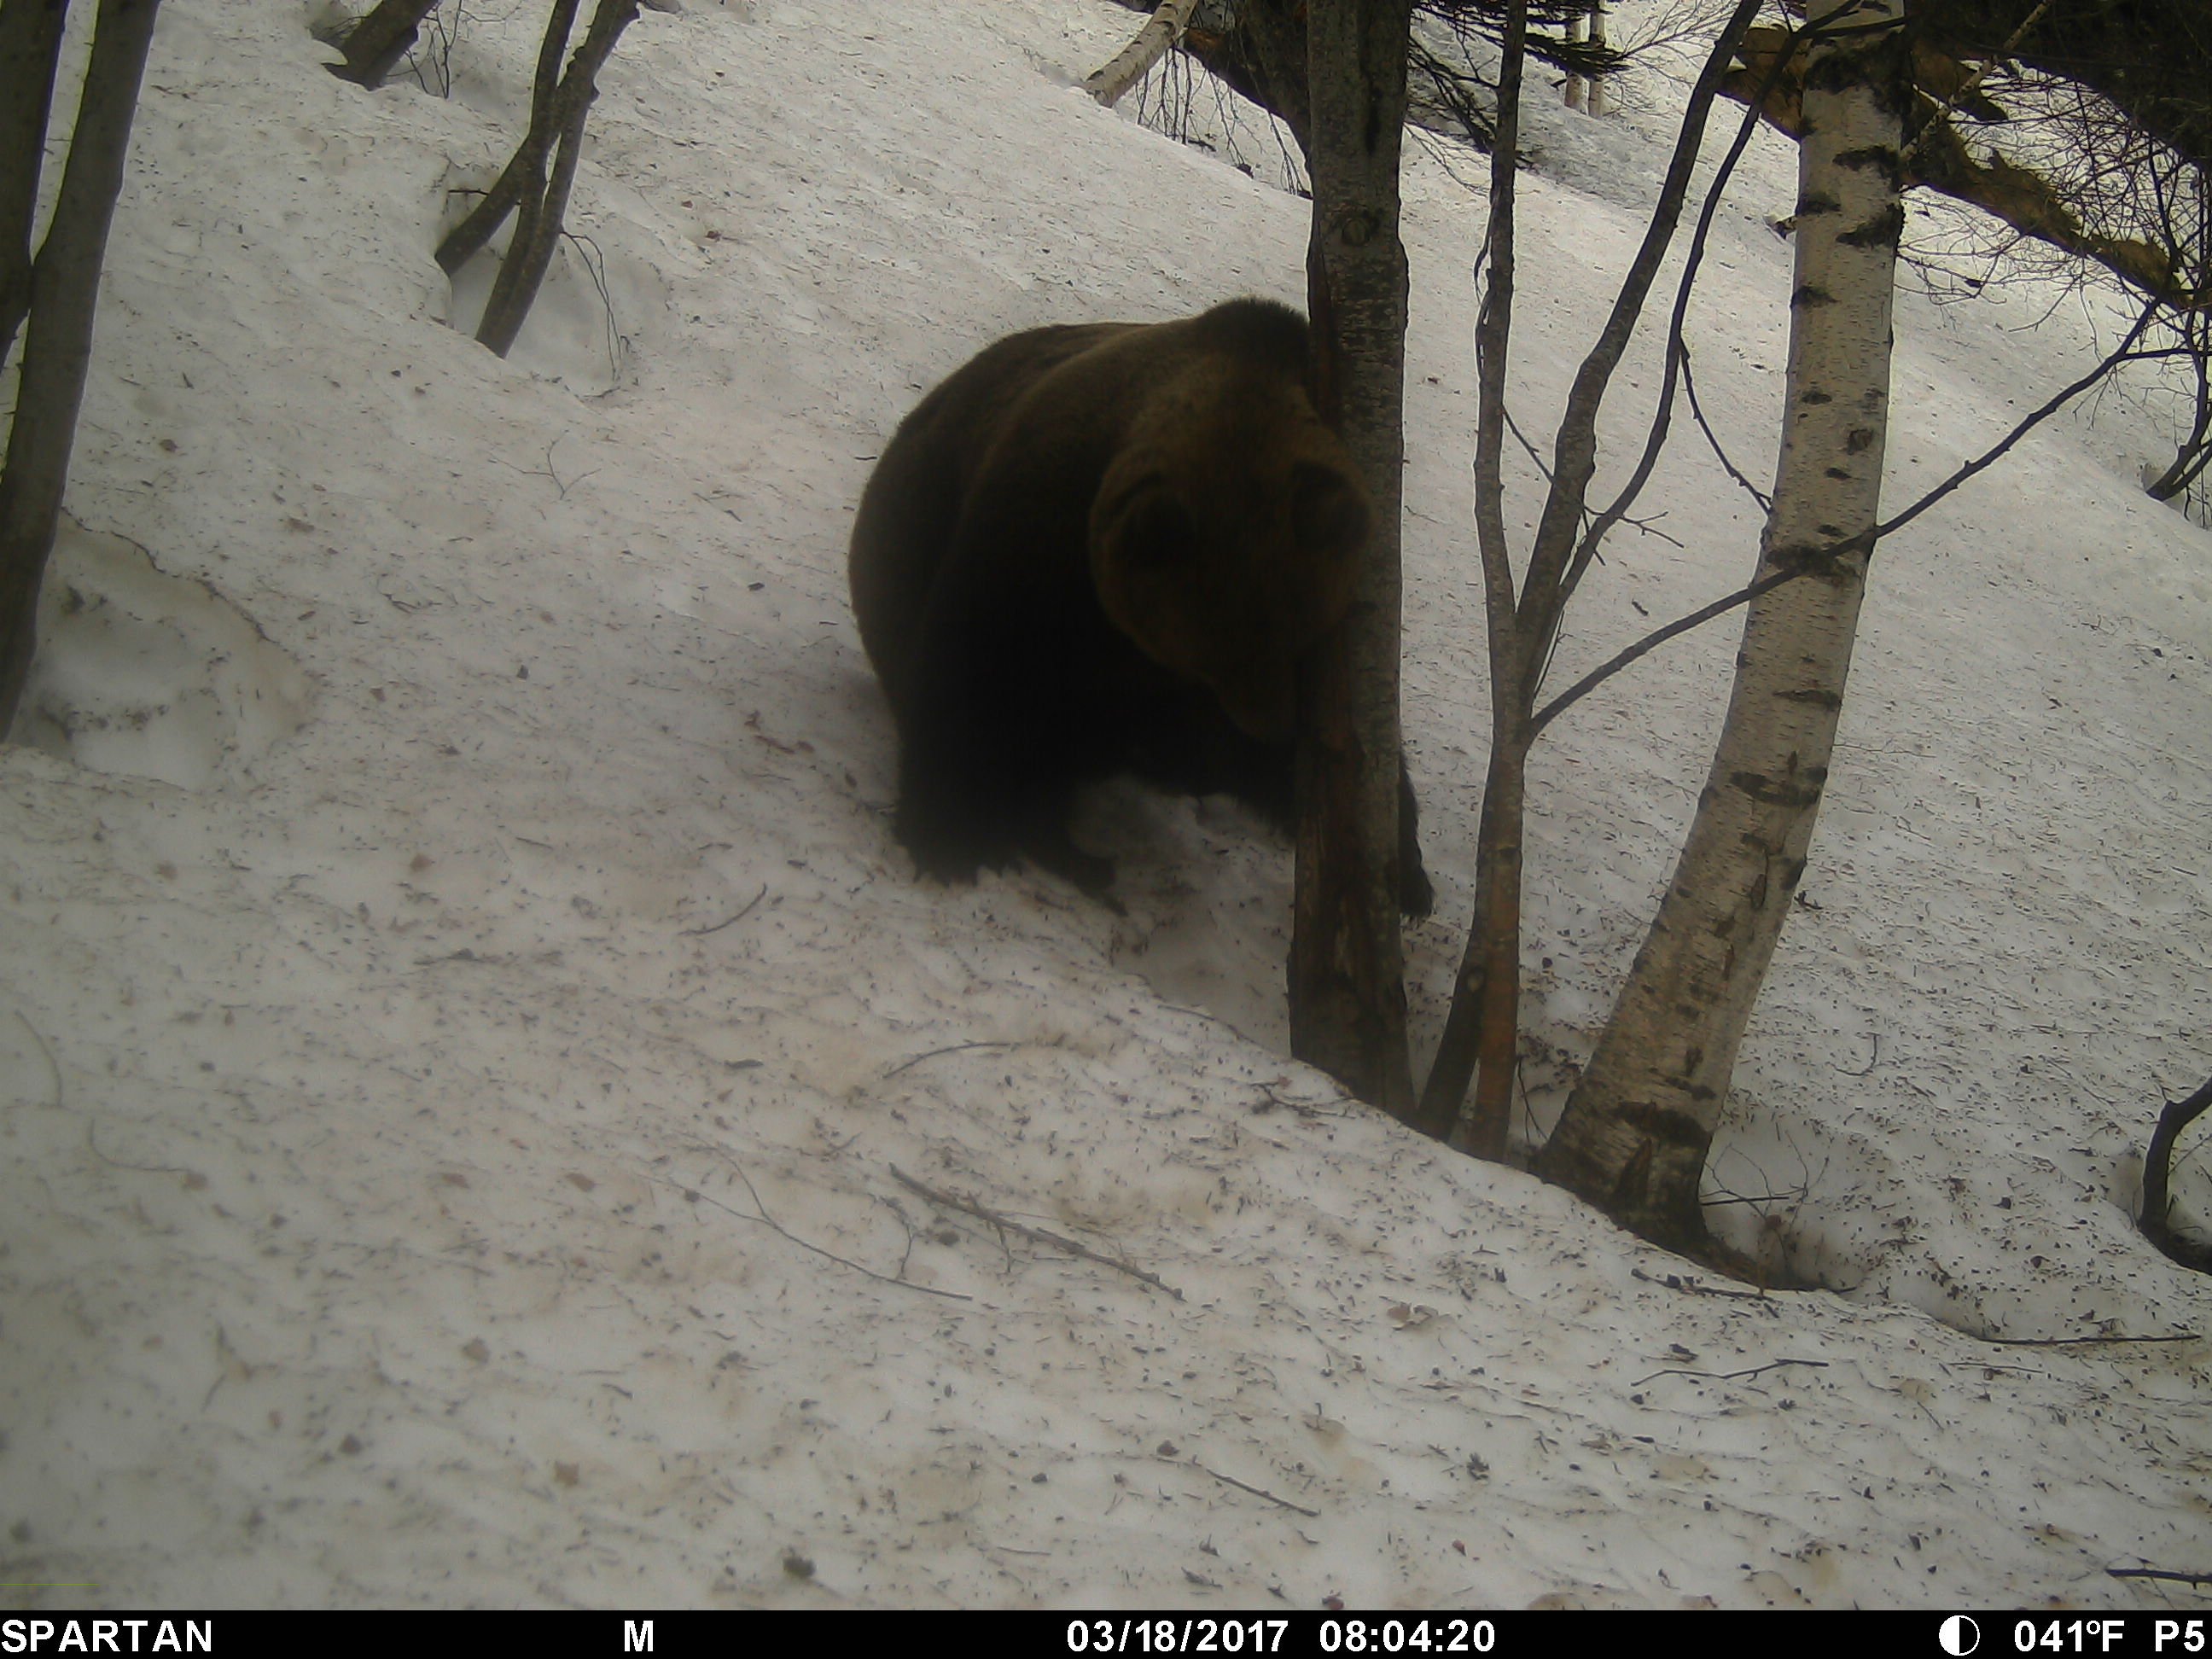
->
[1084,0,1192,108]
[1290,0,1416,1118]
[1535,0,1911,1249]
[1586,3,1607,117]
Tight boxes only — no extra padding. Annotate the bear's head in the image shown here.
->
[1088,369,1370,742]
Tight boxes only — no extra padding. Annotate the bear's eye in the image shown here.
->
[1115,490,1196,568]
[1290,462,1368,556]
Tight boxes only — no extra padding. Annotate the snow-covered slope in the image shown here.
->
[1,0,2207,1610]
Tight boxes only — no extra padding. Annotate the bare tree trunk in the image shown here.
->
[329,0,439,90]
[1415,0,1761,1151]
[0,0,70,368]
[1085,0,1192,108]
[466,0,635,359]
[1536,0,1910,1249]
[1290,0,1416,1119]
[1586,3,1607,117]
[0,0,160,731]
[1421,735,1528,1150]
[1416,0,1532,1154]
[435,0,579,277]
[1563,13,1586,112]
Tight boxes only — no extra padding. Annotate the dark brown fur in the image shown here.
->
[848,297,1429,910]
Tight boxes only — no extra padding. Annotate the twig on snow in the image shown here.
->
[1971,1331,2200,1348]
[1173,1454,1322,1518]
[884,1040,1017,1077]
[680,883,768,937]
[890,1164,1184,1301]
[1631,1357,1828,1388]
[2107,1567,2212,1587]
[12,1011,62,1108]
[85,1121,193,1177]
[674,1153,973,1302]
[1630,1266,1775,1303]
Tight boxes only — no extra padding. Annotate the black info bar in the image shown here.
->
[0,1615,2205,1655]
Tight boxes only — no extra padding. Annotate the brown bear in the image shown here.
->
[848,296,1429,913]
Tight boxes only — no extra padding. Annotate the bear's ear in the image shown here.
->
[1291,462,1369,557]
[1109,485,1197,568]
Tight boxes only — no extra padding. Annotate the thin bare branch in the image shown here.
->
[1178,1455,1322,1517]
[891,1164,1184,1300]
[675,1152,975,1301]
[1528,307,2177,738]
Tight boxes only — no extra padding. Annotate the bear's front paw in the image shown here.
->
[894,799,1016,888]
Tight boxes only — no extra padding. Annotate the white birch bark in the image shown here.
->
[1587,3,1609,116]
[1084,0,1193,108]
[1536,0,1908,1246]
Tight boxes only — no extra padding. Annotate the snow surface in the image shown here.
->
[2,0,2209,1611]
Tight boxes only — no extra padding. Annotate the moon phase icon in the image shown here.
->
[1941,1616,1982,1656]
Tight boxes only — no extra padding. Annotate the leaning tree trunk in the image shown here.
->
[1535,0,1911,1249]
[1085,0,1193,108]
[0,0,163,731]
[1290,0,1417,1119]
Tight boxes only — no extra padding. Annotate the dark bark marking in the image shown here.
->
[1839,202,1906,248]
[1803,47,1872,96]
[1728,770,1824,807]
[1833,143,1902,184]
[1768,540,1857,584]
[1792,283,1836,308]
[1618,1101,1709,1147]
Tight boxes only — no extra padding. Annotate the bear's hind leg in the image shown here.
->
[1015,813,1118,901]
